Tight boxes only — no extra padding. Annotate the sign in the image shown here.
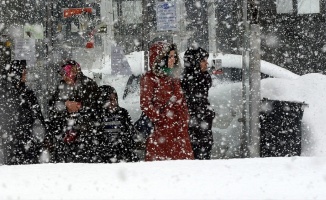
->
[156,2,178,31]
[212,59,222,69]
[111,46,132,75]
[24,24,44,39]
[14,39,36,67]
[98,25,107,33]
[63,7,93,18]
[212,59,223,75]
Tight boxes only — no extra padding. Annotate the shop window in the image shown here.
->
[297,0,320,14]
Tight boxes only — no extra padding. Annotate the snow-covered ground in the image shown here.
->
[0,157,326,199]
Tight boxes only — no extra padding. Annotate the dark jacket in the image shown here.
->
[96,107,139,163]
[48,65,100,163]
[95,85,139,163]
[181,47,213,116]
[181,47,215,158]
[0,61,47,165]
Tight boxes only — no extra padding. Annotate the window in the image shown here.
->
[276,0,293,14]
[297,0,320,14]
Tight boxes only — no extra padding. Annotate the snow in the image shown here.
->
[2,52,326,199]
[0,157,326,200]
[261,73,326,156]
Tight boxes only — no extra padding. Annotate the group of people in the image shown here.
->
[1,60,139,164]
[141,42,215,161]
[0,41,215,165]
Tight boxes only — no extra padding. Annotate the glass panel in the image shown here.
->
[276,0,293,13]
[121,0,142,24]
[113,2,118,21]
[298,0,320,14]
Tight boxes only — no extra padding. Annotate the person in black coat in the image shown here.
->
[95,85,139,163]
[181,47,215,160]
[48,60,100,163]
[0,60,48,165]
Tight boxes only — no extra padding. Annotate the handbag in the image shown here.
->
[134,112,154,140]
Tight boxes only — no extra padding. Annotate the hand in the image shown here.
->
[65,101,82,113]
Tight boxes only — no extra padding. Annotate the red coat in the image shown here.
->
[140,71,194,161]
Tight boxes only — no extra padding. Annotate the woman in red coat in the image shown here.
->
[140,42,194,161]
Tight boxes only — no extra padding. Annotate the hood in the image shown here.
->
[149,42,181,77]
[59,60,85,81]
[98,85,119,107]
[183,47,209,73]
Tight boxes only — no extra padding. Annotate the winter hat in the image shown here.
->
[98,85,119,106]
[65,60,81,72]
[59,60,81,81]
[59,60,81,75]
[62,65,75,79]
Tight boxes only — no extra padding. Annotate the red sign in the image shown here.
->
[63,7,93,18]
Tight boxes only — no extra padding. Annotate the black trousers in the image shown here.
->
[188,108,215,160]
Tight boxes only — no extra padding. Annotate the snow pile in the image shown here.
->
[261,73,326,156]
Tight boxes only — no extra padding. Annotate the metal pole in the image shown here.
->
[248,24,261,157]
[101,0,113,82]
[207,0,217,54]
[248,0,261,157]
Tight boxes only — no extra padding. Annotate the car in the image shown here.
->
[202,54,301,159]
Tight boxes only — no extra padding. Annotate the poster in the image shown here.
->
[156,1,178,31]
[14,39,36,67]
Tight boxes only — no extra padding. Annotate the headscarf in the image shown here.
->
[59,60,81,82]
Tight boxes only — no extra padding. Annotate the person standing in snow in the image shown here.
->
[95,85,139,163]
[140,42,194,161]
[48,60,100,163]
[0,60,48,165]
[181,46,215,160]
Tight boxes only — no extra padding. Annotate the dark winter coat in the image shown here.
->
[95,85,139,163]
[48,67,100,163]
[0,61,47,165]
[96,107,139,163]
[140,42,194,161]
[181,47,213,115]
[181,47,215,159]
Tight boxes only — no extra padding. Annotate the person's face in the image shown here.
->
[168,50,176,68]
[200,57,208,72]
[63,66,77,85]
[107,93,118,112]
[21,69,27,83]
